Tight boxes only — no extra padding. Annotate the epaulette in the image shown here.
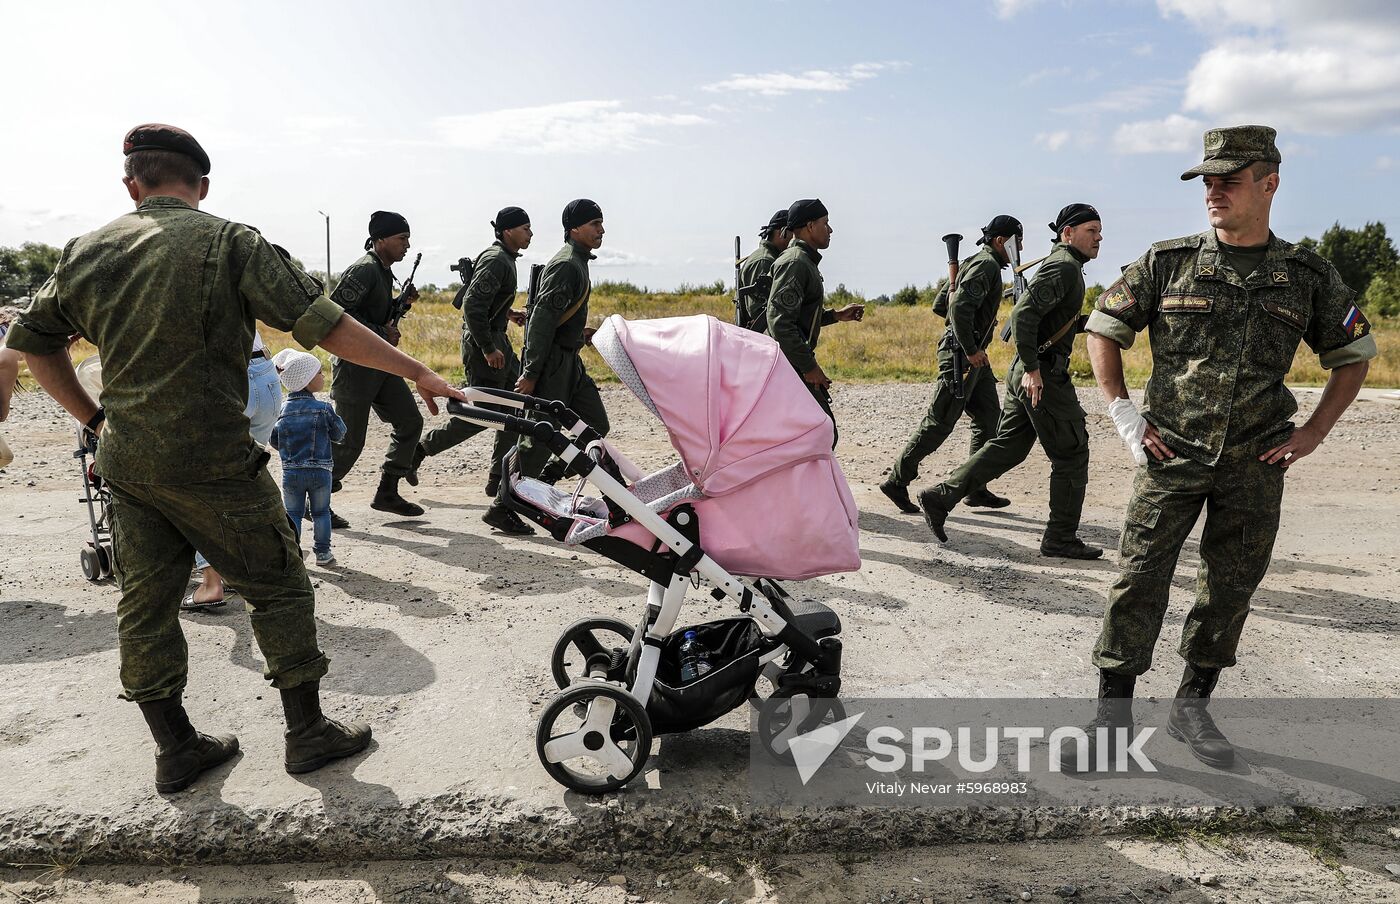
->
[1149,234,1203,254]
[1287,242,1332,274]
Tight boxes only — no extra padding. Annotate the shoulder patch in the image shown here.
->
[1342,303,1371,339]
[1097,278,1137,315]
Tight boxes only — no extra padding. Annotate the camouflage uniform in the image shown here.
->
[1087,229,1377,675]
[920,241,1092,543]
[509,239,610,488]
[766,238,838,437]
[737,241,781,332]
[5,196,341,701]
[329,251,423,483]
[419,240,521,477]
[888,245,1004,488]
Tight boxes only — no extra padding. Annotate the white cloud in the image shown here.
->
[703,62,905,96]
[1112,114,1205,153]
[1035,130,1071,151]
[1055,81,1180,115]
[1021,66,1071,86]
[1377,156,1397,171]
[1132,43,1154,56]
[433,101,707,154]
[591,247,655,268]
[994,0,1042,19]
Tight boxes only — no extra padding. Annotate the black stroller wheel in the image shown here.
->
[96,544,113,580]
[551,617,635,689]
[536,681,652,793]
[755,690,847,768]
[80,547,102,583]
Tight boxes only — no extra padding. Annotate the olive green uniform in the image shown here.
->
[6,196,343,702]
[737,241,781,332]
[889,246,1004,488]
[510,240,610,486]
[419,241,521,477]
[921,241,1091,542]
[329,251,423,483]
[1086,230,1377,675]
[766,238,838,439]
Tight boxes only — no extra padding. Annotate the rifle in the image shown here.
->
[388,252,422,327]
[448,255,474,310]
[733,235,743,326]
[999,242,1034,343]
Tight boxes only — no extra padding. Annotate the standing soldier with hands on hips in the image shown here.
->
[413,206,535,536]
[919,204,1104,559]
[881,215,1021,515]
[5,123,466,792]
[1077,125,1376,771]
[765,198,864,445]
[329,210,426,521]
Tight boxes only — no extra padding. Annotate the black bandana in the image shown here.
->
[492,206,530,232]
[1049,203,1100,235]
[563,199,603,230]
[366,211,410,249]
[760,208,788,237]
[977,214,1023,246]
[786,198,828,231]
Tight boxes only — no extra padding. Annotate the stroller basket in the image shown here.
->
[647,618,766,734]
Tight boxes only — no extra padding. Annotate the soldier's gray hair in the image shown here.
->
[123,149,203,190]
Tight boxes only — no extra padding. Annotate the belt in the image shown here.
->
[250,349,267,361]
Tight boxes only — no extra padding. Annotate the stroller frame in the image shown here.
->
[74,425,113,582]
[448,387,844,792]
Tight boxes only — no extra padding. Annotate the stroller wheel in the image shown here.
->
[755,690,847,768]
[551,617,635,689]
[96,544,114,580]
[536,681,652,794]
[80,547,103,583]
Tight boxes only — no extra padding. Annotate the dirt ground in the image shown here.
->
[1,380,1398,900]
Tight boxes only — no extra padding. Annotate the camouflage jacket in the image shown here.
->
[1086,229,1378,465]
[462,241,519,356]
[1011,241,1087,370]
[737,241,781,332]
[766,239,836,375]
[6,196,341,483]
[522,240,593,378]
[942,245,1005,362]
[332,251,395,339]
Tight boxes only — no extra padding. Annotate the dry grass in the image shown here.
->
[35,291,1400,390]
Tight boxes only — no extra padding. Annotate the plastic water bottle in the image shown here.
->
[678,630,713,683]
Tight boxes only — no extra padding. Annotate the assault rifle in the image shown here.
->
[941,233,974,400]
[999,244,1046,343]
[388,252,422,327]
[448,255,474,309]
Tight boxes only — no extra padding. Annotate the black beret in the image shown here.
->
[368,210,410,240]
[122,123,211,175]
[492,206,530,232]
[563,199,604,230]
[787,198,829,231]
[977,214,1023,246]
[761,208,788,236]
[1049,203,1101,235]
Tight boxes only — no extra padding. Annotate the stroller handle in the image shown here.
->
[445,400,553,442]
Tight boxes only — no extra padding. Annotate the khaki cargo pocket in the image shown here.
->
[1118,494,1162,573]
[224,503,294,578]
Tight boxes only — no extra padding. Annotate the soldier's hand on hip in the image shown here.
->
[384,325,402,347]
[803,364,832,389]
[485,349,505,370]
[835,304,864,322]
[1020,368,1044,408]
[1142,423,1175,461]
[515,375,537,396]
[413,369,467,416]
[967,349,990,368]
[508,309,527,326]
[1261,424,1323,468]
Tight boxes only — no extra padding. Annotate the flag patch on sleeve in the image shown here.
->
[1342,304,1370,338]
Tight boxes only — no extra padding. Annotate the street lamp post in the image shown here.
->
[316,210,331,290]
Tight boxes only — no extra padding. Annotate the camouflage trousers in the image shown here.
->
[889,362,1000,488]
[503,346,610,499]
[419,337,519,474]
[330,359,424,482]
[1092,445,1286,676]
[108,463,328,703]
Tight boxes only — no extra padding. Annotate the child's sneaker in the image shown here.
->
[315,552,337,567]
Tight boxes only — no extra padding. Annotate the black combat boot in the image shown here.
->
[879,479,921,514]
[137,694,240,793]
[1058,670,1136,773]
[482,503,536,536]
[279,680,373,774]
[964,488,1011,509]
[916,488,952,542]
[484,472,501,498]
[1040,536,1104,560]
[405,444,427,487]
[371,473,425,517]
[1167,663,1235,768]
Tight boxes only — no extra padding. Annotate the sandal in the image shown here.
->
[181,590,230,611]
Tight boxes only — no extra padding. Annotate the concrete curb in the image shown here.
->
[3,797,1395,866]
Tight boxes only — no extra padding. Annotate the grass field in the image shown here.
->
[39,289,1400,390]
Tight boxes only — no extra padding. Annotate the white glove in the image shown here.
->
[1107,397,1149,466]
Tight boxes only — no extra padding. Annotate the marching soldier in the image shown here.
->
[880,215,1021,515]
[329,211,425,521]
[6,123,464,791]
[1076,126,1375,769]
[413,207,535,536]
[505,199,611,494]
[918,204,1104,559]
[766,198,864,445]
[736,209,790,332]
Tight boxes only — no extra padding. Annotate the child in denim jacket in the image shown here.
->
[270,351,346,565]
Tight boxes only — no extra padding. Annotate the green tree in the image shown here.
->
[1363,266,1400,318]
[891,284,920,306]
[1083,283,1105,312]
[0,242,62,299]
[1297,221,1398,296]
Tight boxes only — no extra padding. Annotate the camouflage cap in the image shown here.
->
[123,123,211,175]
[1180,125,1280,180]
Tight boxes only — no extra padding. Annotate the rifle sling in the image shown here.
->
[1037,315,1079,354]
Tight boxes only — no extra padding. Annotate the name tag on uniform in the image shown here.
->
[1161,295,1213,312]
[1261,300,1307,330]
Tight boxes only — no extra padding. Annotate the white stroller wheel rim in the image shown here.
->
[536,681,652,793]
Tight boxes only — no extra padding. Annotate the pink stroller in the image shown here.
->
[447,314,860,792]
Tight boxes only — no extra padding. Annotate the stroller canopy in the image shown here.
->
[594,314,835,497]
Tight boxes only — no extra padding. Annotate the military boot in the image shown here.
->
[1167,663,1235,768]
[964,488,1010,509]
[484,471,501,498]
[1040,536,1103,560]
[404,444,428,487]
[1058,670,1135,773]
[879,479,920,514]
[137,694,240,793]
[482,503,536,536]
[279,680,373,774]
[916,488,952,542]
[371,473,425,517]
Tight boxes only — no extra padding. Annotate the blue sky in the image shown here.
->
[3,0,1398,295]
